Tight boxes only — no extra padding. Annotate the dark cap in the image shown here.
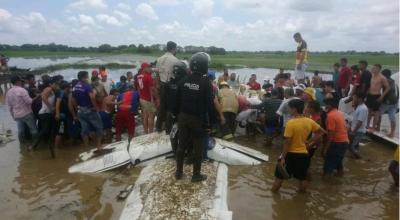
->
[166,41,177,51]
[10,75,22,84]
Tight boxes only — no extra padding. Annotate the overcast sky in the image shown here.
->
[0,0,398,52]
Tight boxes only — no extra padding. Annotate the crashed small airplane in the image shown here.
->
[68,132,269,220]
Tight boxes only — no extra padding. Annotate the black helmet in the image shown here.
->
[190,52,210,75]
[173,61,188,81]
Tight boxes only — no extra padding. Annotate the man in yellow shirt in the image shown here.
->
[272,99,325,192]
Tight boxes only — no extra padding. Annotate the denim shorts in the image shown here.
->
[78,108,103,137]
[380,104,397,122]
[99,111,113,129]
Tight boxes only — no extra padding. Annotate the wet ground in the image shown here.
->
[0,94,398,220]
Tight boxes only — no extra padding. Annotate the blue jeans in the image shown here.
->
[78,109,103,137]
[15,113,38,142]
[349,132,364,155]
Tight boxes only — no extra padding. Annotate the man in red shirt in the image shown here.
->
[247,74,261,90]
[137,63,157,133]
[337,58,352,98]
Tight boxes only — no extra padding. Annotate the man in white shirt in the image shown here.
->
[276,88,300,128]
[155,41,180,132]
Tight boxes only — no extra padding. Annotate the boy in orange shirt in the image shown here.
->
[322,98,349,176]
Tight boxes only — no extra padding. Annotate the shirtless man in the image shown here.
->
[366,64,389,131]
[100,89,119,142]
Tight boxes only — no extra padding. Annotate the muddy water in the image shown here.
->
[0,94,398,220]
[230,137,398,220]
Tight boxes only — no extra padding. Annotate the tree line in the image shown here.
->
[0,43,227,55]
[0,43,396,55]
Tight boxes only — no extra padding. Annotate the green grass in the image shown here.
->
[208,53,399,72]
[3,50,399,73]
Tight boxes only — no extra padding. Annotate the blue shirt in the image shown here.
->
[228,80,238,88]
[351,103,368,133]
[72,81,93,108]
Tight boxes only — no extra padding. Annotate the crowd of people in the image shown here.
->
[4,38,399,187]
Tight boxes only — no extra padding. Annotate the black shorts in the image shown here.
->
[274,152,309,180]
[366,94,381,111]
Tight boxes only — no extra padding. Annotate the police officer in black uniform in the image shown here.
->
[174,52,213,182]
[166,61,189,155]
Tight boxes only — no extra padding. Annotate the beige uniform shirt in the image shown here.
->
[156,52,180,83]
[218,88,239,114]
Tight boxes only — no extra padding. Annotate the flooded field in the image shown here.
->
[7,54,158,70]
[8,55,335,84]
[0,94,398,220]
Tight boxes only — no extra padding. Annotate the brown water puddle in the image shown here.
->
[0,96,398,220]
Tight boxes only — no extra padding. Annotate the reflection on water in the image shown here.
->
[8,54,158,70]
[8,57,91,69]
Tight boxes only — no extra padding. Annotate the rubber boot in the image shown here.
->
[175,149,184,180]
[192,174,207,182]
[192,156,207,182]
